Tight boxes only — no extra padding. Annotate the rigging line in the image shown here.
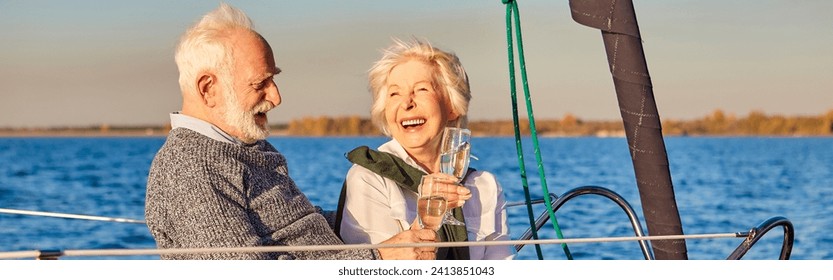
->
[504,0,572,260]
[0,232,747,260]
[0,208,145,224]
[504,0,543,260]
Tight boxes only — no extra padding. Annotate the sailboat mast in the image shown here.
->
[569,0,688,259]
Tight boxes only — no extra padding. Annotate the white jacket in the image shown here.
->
[339,139,515,260]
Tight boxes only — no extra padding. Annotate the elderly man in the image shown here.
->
[144,3,436,260]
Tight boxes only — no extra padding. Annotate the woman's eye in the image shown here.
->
[389,91,399,97]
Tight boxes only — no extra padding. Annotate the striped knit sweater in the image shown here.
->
[145,128,378,260]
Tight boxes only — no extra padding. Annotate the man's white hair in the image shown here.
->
[174,3,254,95]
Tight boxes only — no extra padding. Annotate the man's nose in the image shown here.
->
[266,82,281,107]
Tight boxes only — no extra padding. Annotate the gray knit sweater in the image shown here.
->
[145,128,378,260]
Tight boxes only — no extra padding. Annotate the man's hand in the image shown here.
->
[378,219,437,260]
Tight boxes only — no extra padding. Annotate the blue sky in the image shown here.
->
[1,0,831,128]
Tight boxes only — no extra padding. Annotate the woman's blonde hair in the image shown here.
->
[367,38,471,136]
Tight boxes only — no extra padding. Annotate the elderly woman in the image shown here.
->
[338,38,514,260]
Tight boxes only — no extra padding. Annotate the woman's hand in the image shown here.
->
[378,219,437,260]
[429,173,472,209]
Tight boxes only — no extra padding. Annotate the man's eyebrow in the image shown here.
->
[251,68,281,84]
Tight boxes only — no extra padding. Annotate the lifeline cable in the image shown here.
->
[0,208,145,224]
[0,232,747,260]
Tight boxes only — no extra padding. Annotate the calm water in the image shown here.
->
[0,136,830,260]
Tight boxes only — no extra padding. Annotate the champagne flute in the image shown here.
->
[438,127,471,226]
[417,175,448,231]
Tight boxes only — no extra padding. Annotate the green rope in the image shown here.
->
[503,0,542,260]
[503,0,573,260]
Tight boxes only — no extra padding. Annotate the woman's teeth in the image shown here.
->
[401,119,426,127]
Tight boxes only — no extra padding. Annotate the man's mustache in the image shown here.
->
[252,101,274,114]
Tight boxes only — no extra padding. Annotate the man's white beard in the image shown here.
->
[221,85,272,142]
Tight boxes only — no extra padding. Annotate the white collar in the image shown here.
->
[377,138,428,174]
[168,112,245,146]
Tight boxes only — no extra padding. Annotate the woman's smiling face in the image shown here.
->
[383,59,456,154]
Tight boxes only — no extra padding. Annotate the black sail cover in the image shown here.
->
[568,0,688,259]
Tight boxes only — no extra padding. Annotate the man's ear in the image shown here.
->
[197,73,218,107]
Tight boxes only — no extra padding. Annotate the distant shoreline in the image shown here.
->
[3,109,832,137]
[0,128,169,138]
[0,128,286,138]
[1,128,830,138]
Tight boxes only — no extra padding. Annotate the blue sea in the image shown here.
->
[0,136,831,260]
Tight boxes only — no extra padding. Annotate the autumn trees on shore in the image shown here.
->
[284,109,833,137]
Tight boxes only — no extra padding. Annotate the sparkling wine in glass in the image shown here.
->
[440,140,471,181]
[438,127,471,226]
[418,175,448,231]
